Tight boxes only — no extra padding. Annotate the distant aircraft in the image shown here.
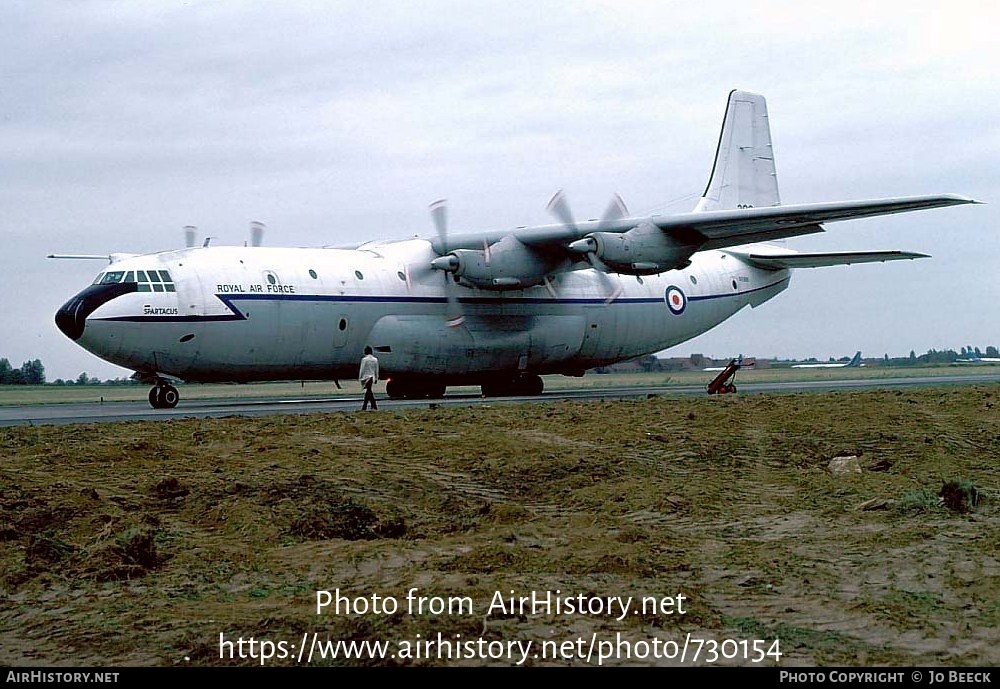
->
[954,347,1000,364]
[791,351,863,369]
[51,90,977,408]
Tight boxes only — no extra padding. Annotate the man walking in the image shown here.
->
[359,345,379,411]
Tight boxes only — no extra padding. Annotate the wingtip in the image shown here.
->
[944,193,983,205]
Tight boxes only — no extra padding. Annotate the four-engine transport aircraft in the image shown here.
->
[51,90,979,408]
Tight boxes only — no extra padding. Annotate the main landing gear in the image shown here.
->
[481,374,544,397]
[385,377,447,400]
[148,379,180,409]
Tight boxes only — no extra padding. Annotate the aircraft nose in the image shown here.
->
[55,294,88,341]
[55,282,138,341]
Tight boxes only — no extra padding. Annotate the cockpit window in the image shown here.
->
[99,271,125,285]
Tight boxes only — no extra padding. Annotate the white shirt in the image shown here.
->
[359,354,379,384]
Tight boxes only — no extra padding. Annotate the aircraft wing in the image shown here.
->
[436,194,976,252]
[650,194,976,251]
[733,250,930,270]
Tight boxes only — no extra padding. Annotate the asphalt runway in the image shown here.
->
[3,372,1000,427]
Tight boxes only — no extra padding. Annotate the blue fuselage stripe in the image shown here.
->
[92,277,789,323]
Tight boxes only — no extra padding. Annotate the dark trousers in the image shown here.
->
[362,378,378,410]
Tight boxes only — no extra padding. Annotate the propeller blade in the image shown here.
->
[430,199,448,248]
[445,282,465,327]
[428,199,465,327]
[543,276,559,299]
[595,266,623,304]
[547,191,623,304]
[598,193,628,228]
[545,189,578,232]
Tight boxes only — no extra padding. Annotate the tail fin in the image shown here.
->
[694,90,780,213]
[848,351,862,367]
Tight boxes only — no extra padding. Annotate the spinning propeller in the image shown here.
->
[428,199,465,327]
[547,190,626,304]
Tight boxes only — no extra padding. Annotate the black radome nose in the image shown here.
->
[55,295,87,340]
[55,282,137,341]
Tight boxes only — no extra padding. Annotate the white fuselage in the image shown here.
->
[63,239,790,384]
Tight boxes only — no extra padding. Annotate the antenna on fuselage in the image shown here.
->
[184,226,197,249]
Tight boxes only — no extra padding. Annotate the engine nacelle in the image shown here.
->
[571,221,700,275]
[438,235,564,290]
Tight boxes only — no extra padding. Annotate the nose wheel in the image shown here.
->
[148,381,180,409]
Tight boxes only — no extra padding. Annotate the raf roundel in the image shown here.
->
[665,285,687,315]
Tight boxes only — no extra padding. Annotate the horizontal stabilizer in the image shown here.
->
[735,250,929,270]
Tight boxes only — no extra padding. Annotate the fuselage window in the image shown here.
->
[266,273,277,285]
[354,270,364,280]
[309,269,318,279]
[636,276,644,284]
[397,271,406,281]
[338,318,347,331]
[690,275,698,285]
[731,279,738,290]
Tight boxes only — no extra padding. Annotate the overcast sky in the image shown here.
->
[2,0,997,381]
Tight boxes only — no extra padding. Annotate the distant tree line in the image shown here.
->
[0,357,138,386]
[0,358,46,385]
[886,346,1000,366]
[50,373,139,386]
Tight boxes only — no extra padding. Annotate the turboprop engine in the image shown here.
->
[568,221,701,275]
[431,234,566,290]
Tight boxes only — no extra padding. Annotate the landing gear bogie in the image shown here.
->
[385,378,447,400]
[481,374,544,397]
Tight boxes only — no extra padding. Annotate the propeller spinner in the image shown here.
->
[547,190,625,304]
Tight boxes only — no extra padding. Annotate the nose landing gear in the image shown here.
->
[148,379,180,409]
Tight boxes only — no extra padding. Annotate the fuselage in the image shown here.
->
[55,239,790,385]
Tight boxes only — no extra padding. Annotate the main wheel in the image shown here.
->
[385,379,405,399]
[425,382,447,399]
[161,385,180,408]
[522,374,544,396]
[481,380,508,397]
